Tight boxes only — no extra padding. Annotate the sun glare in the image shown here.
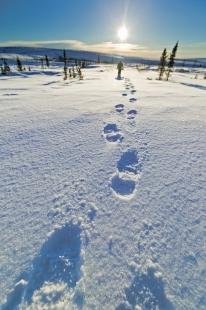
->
[117,25,128,42]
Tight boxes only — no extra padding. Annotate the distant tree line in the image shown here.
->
[0,49,100,77]
[0,49,124,77]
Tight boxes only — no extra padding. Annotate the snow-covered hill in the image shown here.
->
[0,46,123,64]
[0,63,206,309]
[1,46,206,68]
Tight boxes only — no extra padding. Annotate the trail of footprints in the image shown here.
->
[103,77,141,198]
[3,78,146,310]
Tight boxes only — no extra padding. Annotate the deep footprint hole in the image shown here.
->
[104,123,118,134]
[115,104,124,112]
[117,149,140,175]
[106,133,124,143]
[111,175,136,197]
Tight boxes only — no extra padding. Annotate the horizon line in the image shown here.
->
[0,40,206,60]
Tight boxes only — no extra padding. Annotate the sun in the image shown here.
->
[117,25,128,41]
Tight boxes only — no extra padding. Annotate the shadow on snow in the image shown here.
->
[3,223,82,309]
[116,265,174,310]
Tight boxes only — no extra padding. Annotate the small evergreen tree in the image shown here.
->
[0,59,10,75]
[77,67,83,80]
[158,48,167,80]
[45,55,50,68]
[72,66,76,78]
[16,57,23,71]
[63,50,67,67]
[63,65,68,80]
[0,65,5,75]
[63,50,68,80]
[166,41,179,81]
[3,59,10,73]
[1,59,6,75]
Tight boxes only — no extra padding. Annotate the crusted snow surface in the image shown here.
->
[0,65,206,309]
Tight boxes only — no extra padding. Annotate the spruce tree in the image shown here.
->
[158,48,167,80]
[45,55,50,68]
[63,50,67,67]
[16,57,23,71]
[0,65,5,75]
[1,59,6,75]
[166,41,179,81]
[63,65,68,80]
[72,66,76,78]
[77,66,83,80]
[63,50,68,80]
[3,59,10,73]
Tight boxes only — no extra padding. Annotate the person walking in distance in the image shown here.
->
[117,61,124,79]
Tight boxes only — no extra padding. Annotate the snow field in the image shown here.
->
[0,64,206,309]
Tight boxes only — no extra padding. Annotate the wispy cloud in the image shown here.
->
[0,39,205,58]
[0,39,162,58]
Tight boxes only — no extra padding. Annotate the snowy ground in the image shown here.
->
[0,64,206,310]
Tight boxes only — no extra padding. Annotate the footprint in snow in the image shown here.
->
[129,97,137,103]
[116,263,174,310]
[117,149,141,176]
[115,104,124,113]
[3,93,18,96]
[3,223,84,309]
[131,89,137,94]
[111,175,136,197]
[103,123,124,143]
[127,110,137,120]
[111,149,141,199]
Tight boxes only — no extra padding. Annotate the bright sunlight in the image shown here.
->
[117,25,128,41]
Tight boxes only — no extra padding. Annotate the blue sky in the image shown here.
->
[1,0,206,58]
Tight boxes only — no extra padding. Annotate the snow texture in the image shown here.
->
[0,60,206,309]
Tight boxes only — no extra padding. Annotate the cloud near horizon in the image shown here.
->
[0,39,165,59]
[0,40,205,59]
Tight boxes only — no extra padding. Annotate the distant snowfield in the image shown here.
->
[0,64,206,309]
